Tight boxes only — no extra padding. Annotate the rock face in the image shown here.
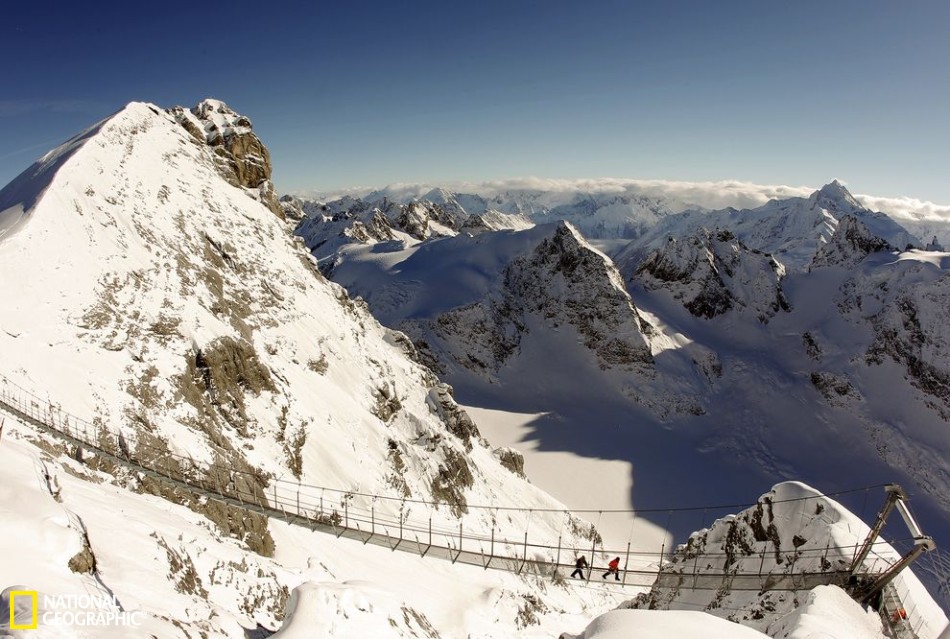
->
[841,257,950,424]
[407,222,653,376]
[810,215,894,270]
[631,228,790,322]
[624,482,905,634]
[170,99,283,219]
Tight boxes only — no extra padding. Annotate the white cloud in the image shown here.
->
[853,194,950,222]
[295,177,950,223]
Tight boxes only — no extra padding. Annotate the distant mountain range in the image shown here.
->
[292,178,950,249]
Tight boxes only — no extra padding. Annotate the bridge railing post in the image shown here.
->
[399,500,404,543]
[622,542,630,586]
[588,523,598,579]
[453,520,463,563]
[517,531,528,574]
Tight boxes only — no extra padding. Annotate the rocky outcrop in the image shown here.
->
[623,483,882,633]
[170,99,283,219]
[810,215,893,270]
[408,223,653,376]
[633,228,790,323]
[863,290,950,419]
[278,194,307,223]
[426,383,480,450]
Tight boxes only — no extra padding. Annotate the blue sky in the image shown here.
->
[1,1,948,202]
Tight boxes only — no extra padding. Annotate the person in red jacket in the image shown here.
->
[602,556,621,581]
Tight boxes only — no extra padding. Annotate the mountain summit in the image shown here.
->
[0,99,608,635]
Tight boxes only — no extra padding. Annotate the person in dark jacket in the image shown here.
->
[570,556,588,579]
[602,556,621,580]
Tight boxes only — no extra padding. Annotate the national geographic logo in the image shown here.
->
[7,590,38,630]
[3,587,143,630]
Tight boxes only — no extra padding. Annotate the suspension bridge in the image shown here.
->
[0,372,943,638]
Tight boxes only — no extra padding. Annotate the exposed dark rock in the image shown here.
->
[634,228,789,323]
[426,383,479,449]
[169,100,284,219]
[493,447,526,478]
[430,448,474,517]
[810,215,893,270]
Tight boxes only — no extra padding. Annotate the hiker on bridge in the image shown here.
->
[570,556,588,579]
[602,557,621,581]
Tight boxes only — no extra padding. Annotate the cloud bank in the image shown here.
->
[297,177,950,223]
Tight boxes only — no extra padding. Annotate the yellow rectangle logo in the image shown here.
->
[9,590,38,630]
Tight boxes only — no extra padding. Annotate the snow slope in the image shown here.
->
[0,99,618,636]
[0,422,623,638]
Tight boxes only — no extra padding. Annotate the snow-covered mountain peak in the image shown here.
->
[629,227,790,323]
[0,99,613,636]
[421,186,455,205]
[523,221,644,315]
[810,214,894,269]
[814,179,863,212]
[543,219,606,261]
[190,98,255,141]
[620,181,919,273]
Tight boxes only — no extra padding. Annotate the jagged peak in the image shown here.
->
[810,214,893,270]
[835,214,890,246]
[551,219,583,240]
[185,98,254,143]
[422,187,455,204]
[812,179,863,212]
